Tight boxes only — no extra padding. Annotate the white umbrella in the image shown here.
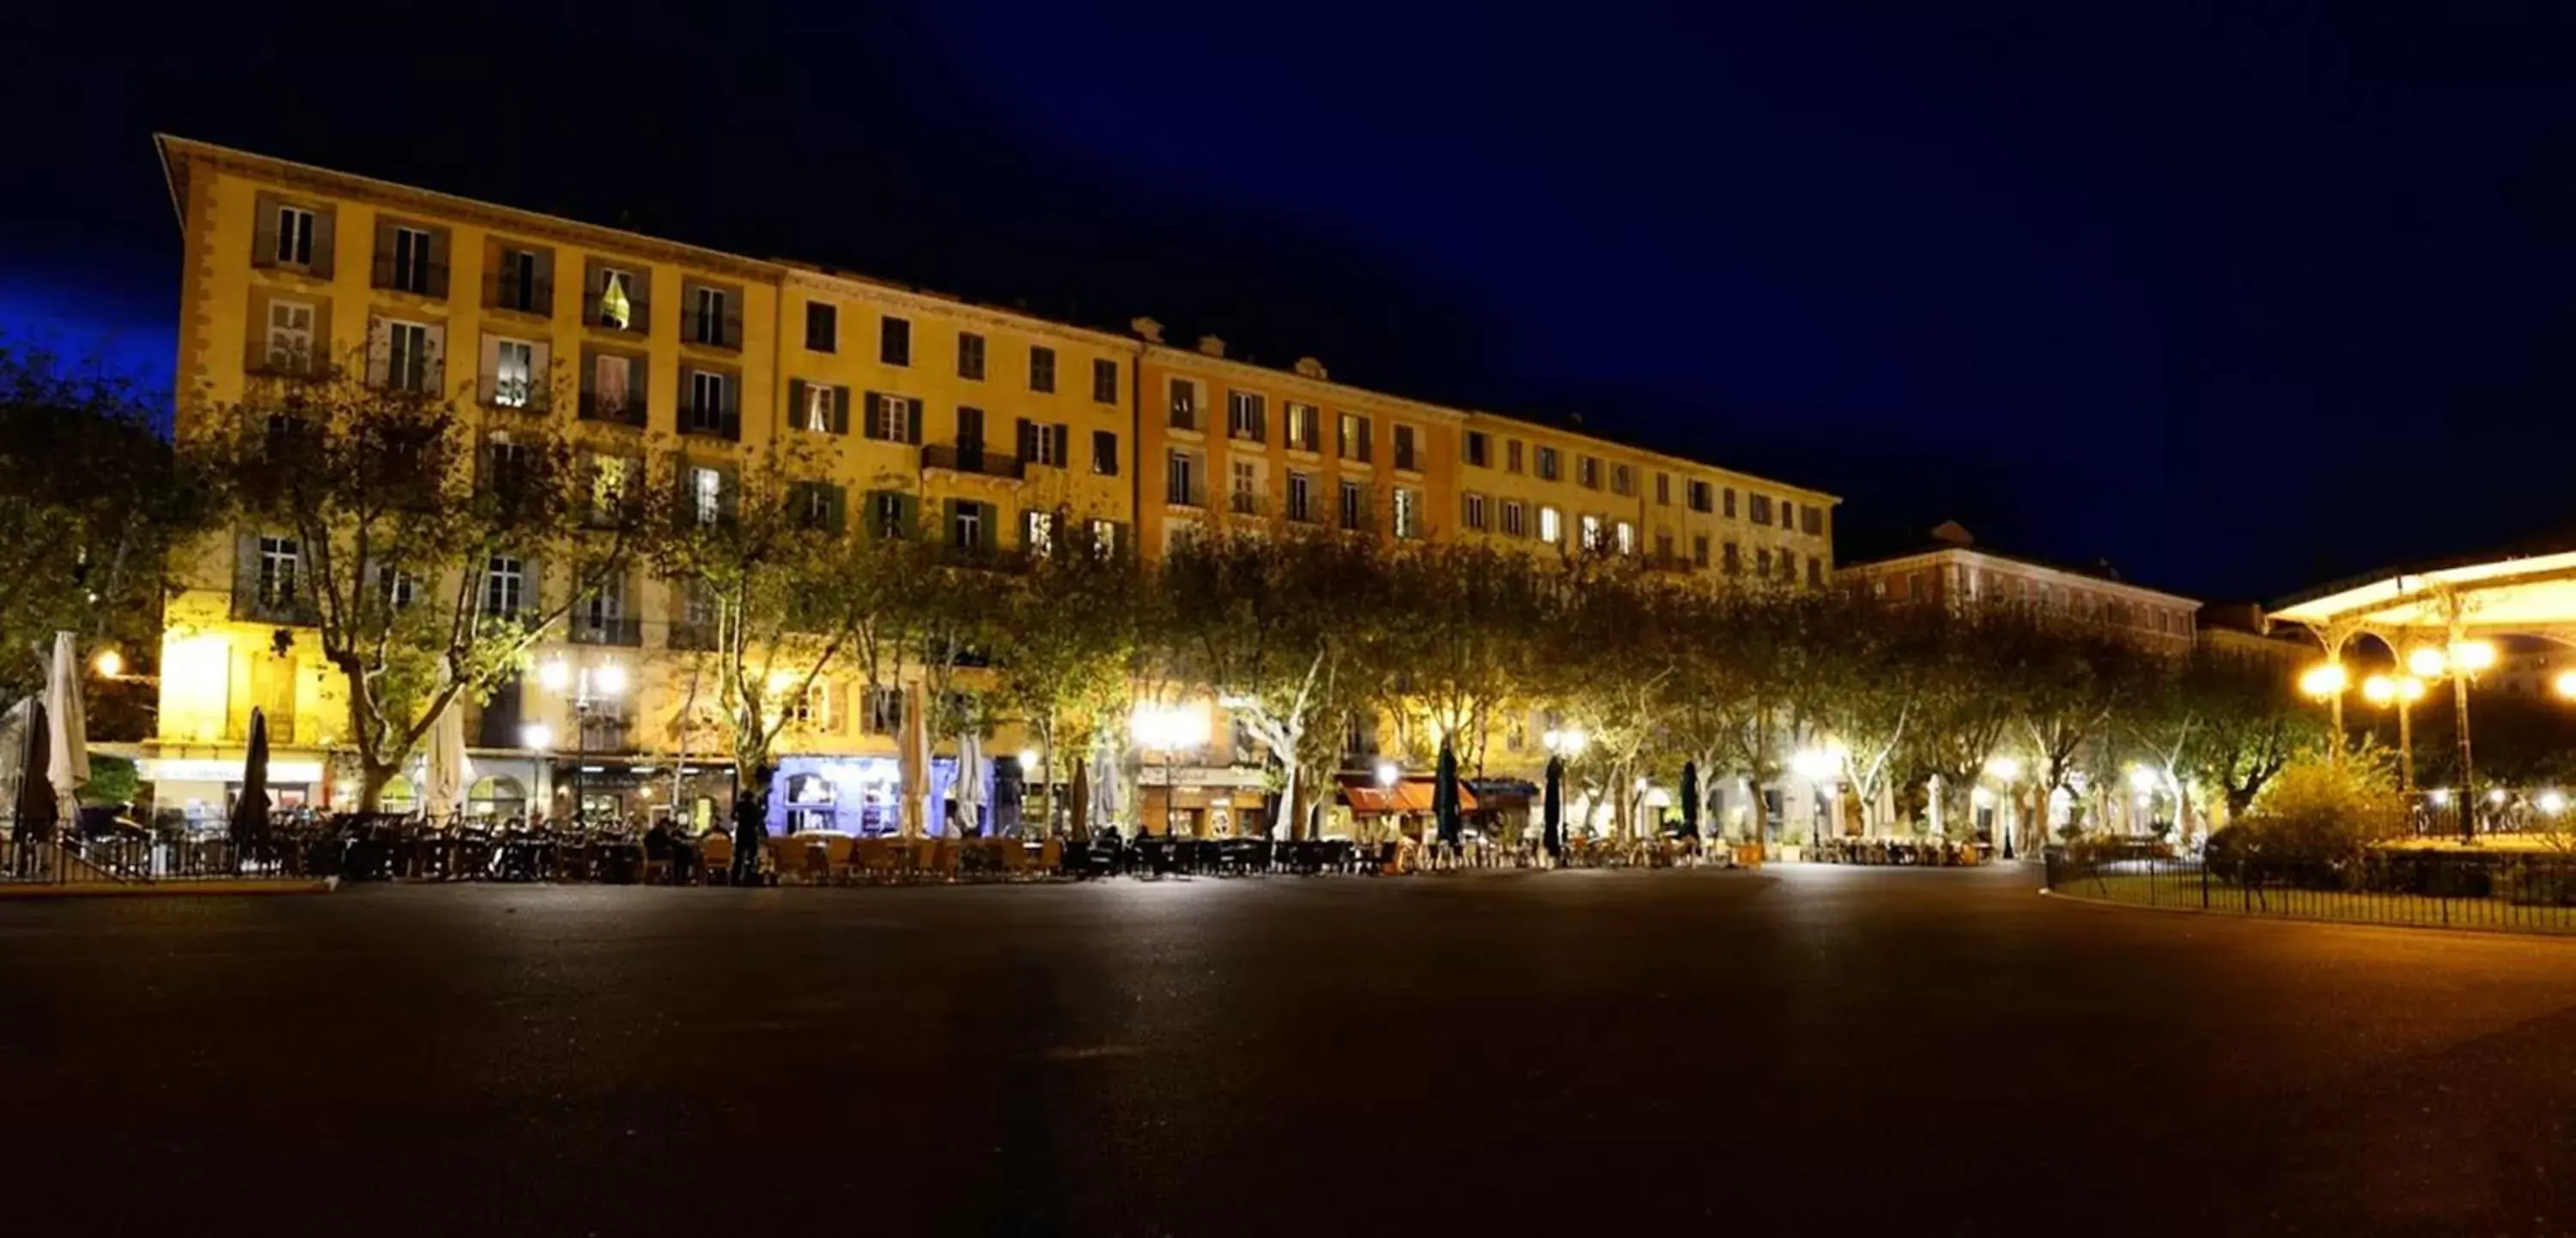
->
[1087,740,1124,834]
[954,731,987,837]
[898,682,932,839]
[45,632,88,810]
[423,697,471,822]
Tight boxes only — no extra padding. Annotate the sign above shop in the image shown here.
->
[1137,764,1268,789]
[140,759,325,785]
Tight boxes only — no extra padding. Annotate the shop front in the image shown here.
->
[1137,764,1272,838]
[138,754,325,834]
[762,754,1017,837]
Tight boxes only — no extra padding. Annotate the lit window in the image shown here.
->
[1539,506,1562,544]
[483,555,525,616]
[1580,513,1603,549]
[1394,488,1421,539]
[1024,509,1057,557]
[691,467,723,526]
[597,269,634,331]
[257,536,300,605]
[1615,521,1635,555]
[493,338,534,408]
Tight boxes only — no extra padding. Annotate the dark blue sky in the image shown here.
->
[8,0,2576,600]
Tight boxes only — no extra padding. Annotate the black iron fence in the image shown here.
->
[2043,845,2576,935]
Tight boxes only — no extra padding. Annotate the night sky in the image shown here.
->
[8,0,2576,603]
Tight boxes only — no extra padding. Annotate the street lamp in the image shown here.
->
[2360,673,2427,792]
[1791,746,1839,847]
[1131,701,1207,836]
[2298,661,2350,761]
[93,648,124,679]
[544,659,626,826]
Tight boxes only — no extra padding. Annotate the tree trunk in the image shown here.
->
[356,757,397,813]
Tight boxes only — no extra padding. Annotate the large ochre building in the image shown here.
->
[144,136,1839,835]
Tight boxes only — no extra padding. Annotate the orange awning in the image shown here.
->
[1337,776,1478,816]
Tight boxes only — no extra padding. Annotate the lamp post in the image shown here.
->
[2408,640,2492,844]
[1541,726,1585,853]
[2298,661,2350,764]
[2360,673,2427,793]
[541,658,626,826]
[1789,747,1838,848]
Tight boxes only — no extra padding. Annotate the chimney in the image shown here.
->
[1129,316,1164,343]
[1196,335,1227,358]
[1292,356,1328,380]
[1929,520,1975,548]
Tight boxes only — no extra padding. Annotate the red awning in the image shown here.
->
[1337,776,1478,816]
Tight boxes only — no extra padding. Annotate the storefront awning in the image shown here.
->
[1337,775,1479,816]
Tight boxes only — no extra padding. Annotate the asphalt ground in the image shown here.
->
[4,865,2573,1235]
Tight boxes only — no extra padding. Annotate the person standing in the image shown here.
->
[729,768,769,887]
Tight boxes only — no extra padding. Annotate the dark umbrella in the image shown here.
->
[1541,755,1564,859]
[229,707,270,866]
[1680,761,1701,841]
[1433,741,1461,848]
[15,700,57,850]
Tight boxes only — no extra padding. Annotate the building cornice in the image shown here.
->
[1837,546,2201,608]
[780,265,1137,352]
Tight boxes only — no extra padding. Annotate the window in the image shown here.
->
[1616,522,1635,555]
[385,321,433,392]
[1230,458,1260,515]
[786,680,834,731]
[871,492,908,539]
[495,248,541,313]
[793,482,842,531]
[264,298,315,371]
[690,466,724,526]
[1781,550,1798,580]
[1693,535,1710,567]
[1463,492,1488,531]
[589,454,632,522]
[483,555,525,616]
[1502,500,1527,538]
[1538,506,1562,544]
[1338,412,1373,463]
[951,501,986,551]
[1087,519,1120,558]
[1749,495,1772,525]
[690,286,732,347]
[1803,506,1825,537]
[1028,345,1056,392]
[863,686,905,735]
[1577,456,1601,490]
[1757,548,1773,578]
[485,438,532,495]
[1536,446,1560,482]
[799,381,844,434]
[1166,450,1199,507]
[1170,379,1199,430]
[588,352,638,422]
[1688,480,1713,513]
[685,370,735,435]
[957,331,986,379]
[257,536,300,605]
[492,339,535,408]
[1228,390,1267,442]
[1339,481,1368,531]
[880,316,911,366]
[1394,488,1421,539]
[1018,419,1068,468]
[1613,464,1634,496]
[1092,358,1119,404]
[1393,424,1419,471]
[805,301,837,352]
[595,267,636,331]
[583,573,626,627]
[378,566,420,610]
[1656,473,1671,506]
[1656,531,1673,561]
[1287,471,1315,523]
[1807,558,1825,588]
[274,205,315,266]
[1285,403,1320,451]
[1466,431,1490,468]
[1723,487,1738,519]
[865,393,917,442]
[1024,509,1057,557]
[1507,440,1524,474]
[1091,429,1120,476]
[1579,513,1603,550]
[389,226,434,295]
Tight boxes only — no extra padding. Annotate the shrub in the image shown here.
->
[2229,749,2408,864]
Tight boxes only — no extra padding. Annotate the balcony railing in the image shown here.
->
[582,291,652,335]
[1227,492,1268,518]
[680,304,744,351]
[370,254,450,300]
[484,271,553,316]
[231,588,319,626]
[575,716,634,753]
[242,339,322,380]
[667,622,718,652]
[568,616,643,646]
[921,443,1025,481]
[578,391,647,428]
[677,405,742,441]
[477,375,552,415]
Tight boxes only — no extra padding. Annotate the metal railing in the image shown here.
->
[477,375,552,414]
[581,291,651,335]
[2042,845,2576,935]
[677,404,741,440]
[578,391,648,428]
[680,304,744,350]
[568,615,643,646]
[370,254,450,300]
[921,443,1026,480]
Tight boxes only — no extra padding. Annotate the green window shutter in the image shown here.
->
[1017,417,1036,461]
[942,498,962,547]
[831,385,851,435]
[827,485,848,534]
[897,492,920,539]
[907,403,924,446]
[863,391,885,440]
[788,379,808,427]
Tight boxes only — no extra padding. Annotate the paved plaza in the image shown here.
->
[4,866,2573,1235]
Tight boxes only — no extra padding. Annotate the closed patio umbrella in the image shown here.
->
[1434,740,1461,848]
[15,699,57,848]
[897,683,931,839]
[1680,761,1701,841]
[955,732,987,838]
[1542,754,1564,859]
[229,707,270,863]
[423,697,470,823]
[1088,741,1123,835]
[1068,754,1091,841]
[45,632,88,811]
